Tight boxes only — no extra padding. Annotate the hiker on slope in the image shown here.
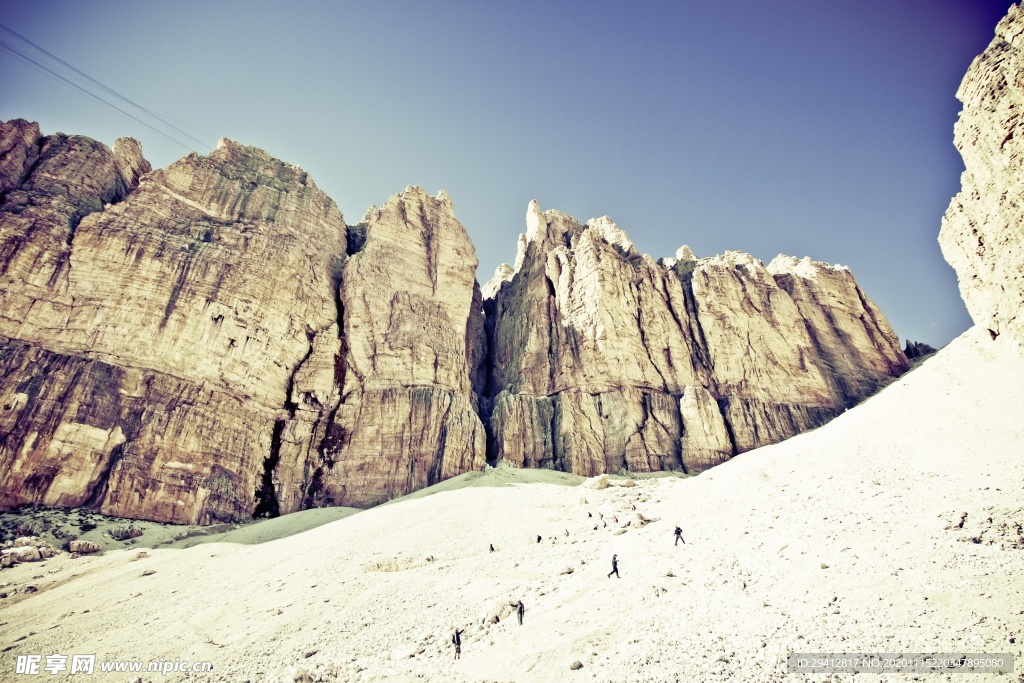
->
[452,628,464,660]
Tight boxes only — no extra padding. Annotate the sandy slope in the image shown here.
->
[1,327,1022,683]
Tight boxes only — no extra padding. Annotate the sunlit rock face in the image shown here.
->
[0,118,908,524]
[306,187,487,509]
[0,127,347,523]
[941,6,1024,348]
[484,202,908,476]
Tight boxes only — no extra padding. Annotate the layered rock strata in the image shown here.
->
[484,201,908,474]
[0,124,488,522]
[303,188,487,509]
[0,117,910,523]
[0,125,350,523]
[940,5,1024,347]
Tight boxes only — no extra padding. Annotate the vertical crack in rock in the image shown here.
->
[253,419,284,518]
[419,204,438,294]
[679,272,715,382]
[634,284,669,391]
[160,255,193,330]
[81,442,127,510]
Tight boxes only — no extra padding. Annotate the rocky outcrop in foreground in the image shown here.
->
[0,118,909,523]
[941,5,1024,347]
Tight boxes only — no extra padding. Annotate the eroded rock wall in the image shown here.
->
[0,117,912,522]
[0,125,347,522]
[305,188,486,508]
[940,6,1024,347]
[485,201,909,475]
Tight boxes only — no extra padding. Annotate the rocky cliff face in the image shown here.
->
[0,118,909,523]
[484,202,908,475]
[0,123,349,523]
[304,188,487,509]
[0,123,489,522]
[941,5,1024,348]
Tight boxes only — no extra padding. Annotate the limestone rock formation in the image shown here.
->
[940,5,1024,347]
[0,126,348,523]
[0,118,911,523]
[306,187,486,508]
[485,202,908,475]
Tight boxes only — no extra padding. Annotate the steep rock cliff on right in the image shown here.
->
[941,5,1024,347]
[484,201,908,475]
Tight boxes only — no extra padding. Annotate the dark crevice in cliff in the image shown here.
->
[253,419,284,518]
[679,272,715,384]
[286,332,316,415]
[545,282,558,391]
[160,256,194,330]
[479,292,499,465]
[549,397,563,471]
[419,204,438,294]
[428,392,454,488]
[82,442,128,510]
[300,258,347,510]
[634,286,668,391]
[81,405,146,511]
[716,397,740,458]
[345,223,367,255]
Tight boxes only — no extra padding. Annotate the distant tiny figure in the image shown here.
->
[608,554,619,578]
[564,529,569,537]
[674,526,685,546]
[516,600,525,625]
[593,524,598,530]
[588,512,592,518]
[452,628,464,659]
[614,516,618,523]
[490,543,495,553]
[537,535,542,544]
[631,504,636,511]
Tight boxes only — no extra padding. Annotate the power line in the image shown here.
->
[0,22,213,152]
[0,40,199,152]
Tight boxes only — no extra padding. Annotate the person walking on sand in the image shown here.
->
[516,600,525,625]
[452,628,464,659]
[674,526,685,546]
[607,554,619,578]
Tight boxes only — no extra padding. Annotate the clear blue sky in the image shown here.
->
[1,0,1015,347]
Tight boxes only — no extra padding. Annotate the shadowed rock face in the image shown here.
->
[484,202,908,474]
[941,6,1024,348]
[0,118,908,523]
